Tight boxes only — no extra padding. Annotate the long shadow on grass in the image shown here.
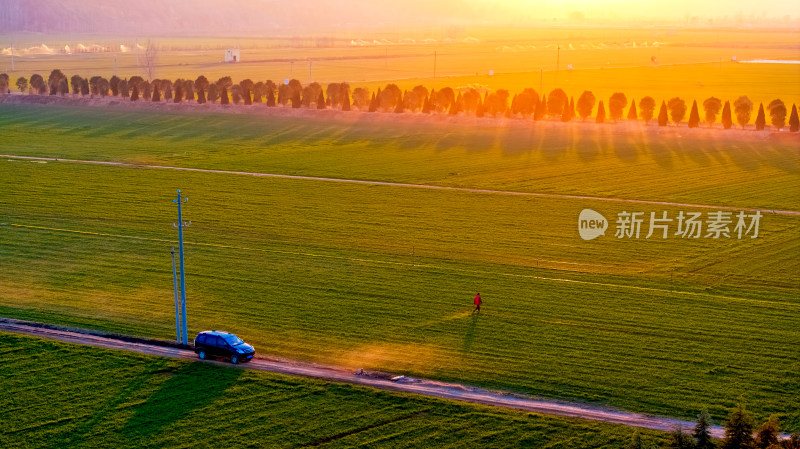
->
[121,361,242,440]
[462,313,479,352]
[60,362,175,445]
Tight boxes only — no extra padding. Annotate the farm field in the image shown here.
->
[1,104,799,210]
[0,332,669,448]
[1,103,798,431]
[2,28,800,108]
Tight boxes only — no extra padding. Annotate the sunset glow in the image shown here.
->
[1,1,799,447]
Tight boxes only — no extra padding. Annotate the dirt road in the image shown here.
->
[3,154,798,216]
[0,318,726,438]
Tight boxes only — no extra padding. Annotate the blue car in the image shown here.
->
[194,330,255,364]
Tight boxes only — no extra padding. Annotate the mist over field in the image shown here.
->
[1,0,798,35]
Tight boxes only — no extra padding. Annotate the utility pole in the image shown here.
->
[173,190,190,345]
[171,247,181,342]
[433,51,437,80]
[556,45,560,84]
[114,56,117,77]
[309,59,312,84]
[10,44,14,72]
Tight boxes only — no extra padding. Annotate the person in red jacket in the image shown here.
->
[473,292,482,313]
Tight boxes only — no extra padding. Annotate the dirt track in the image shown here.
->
[3,154,798,216]
[0,318,727,438]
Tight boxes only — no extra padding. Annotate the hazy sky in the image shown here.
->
[405,0,800,23]
[3,0,798,36]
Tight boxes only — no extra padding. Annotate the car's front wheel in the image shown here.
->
[198,350,206,360]
[231,354,239,365]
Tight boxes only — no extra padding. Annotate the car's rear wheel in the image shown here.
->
[198,350,206,360]
[231,354,239,365]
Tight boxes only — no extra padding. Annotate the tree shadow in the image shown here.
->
[122,361,243,440]
[498,127,538,157]
[56,364,167,445]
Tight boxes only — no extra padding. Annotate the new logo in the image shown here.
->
[578,209,608,241]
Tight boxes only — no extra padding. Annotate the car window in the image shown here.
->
[213,336,227,347]
[222,334,244,346]
[197,334,207,344]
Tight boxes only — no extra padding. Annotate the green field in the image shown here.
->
[0,332,670,448]
[1,104,799,431]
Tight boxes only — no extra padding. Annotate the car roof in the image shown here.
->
[198,330,237,337]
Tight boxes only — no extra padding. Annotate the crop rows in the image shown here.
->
[1,105,799,210]
[0,105,798,430]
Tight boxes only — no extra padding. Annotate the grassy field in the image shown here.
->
[0,104,799,431]
[0,332,670,448]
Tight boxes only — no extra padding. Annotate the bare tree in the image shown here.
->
[140,40,158,80]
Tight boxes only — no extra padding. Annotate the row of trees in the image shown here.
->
[627,404,798,449]
[3,70,799,131]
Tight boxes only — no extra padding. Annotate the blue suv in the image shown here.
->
[194,330,255,364]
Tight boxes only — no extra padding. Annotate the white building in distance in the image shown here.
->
[224,49,240,63]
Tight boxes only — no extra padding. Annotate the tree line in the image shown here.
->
[2,70,799,132]
[627,403,798,449]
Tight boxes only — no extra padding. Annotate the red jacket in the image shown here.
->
[474,294,482,305]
